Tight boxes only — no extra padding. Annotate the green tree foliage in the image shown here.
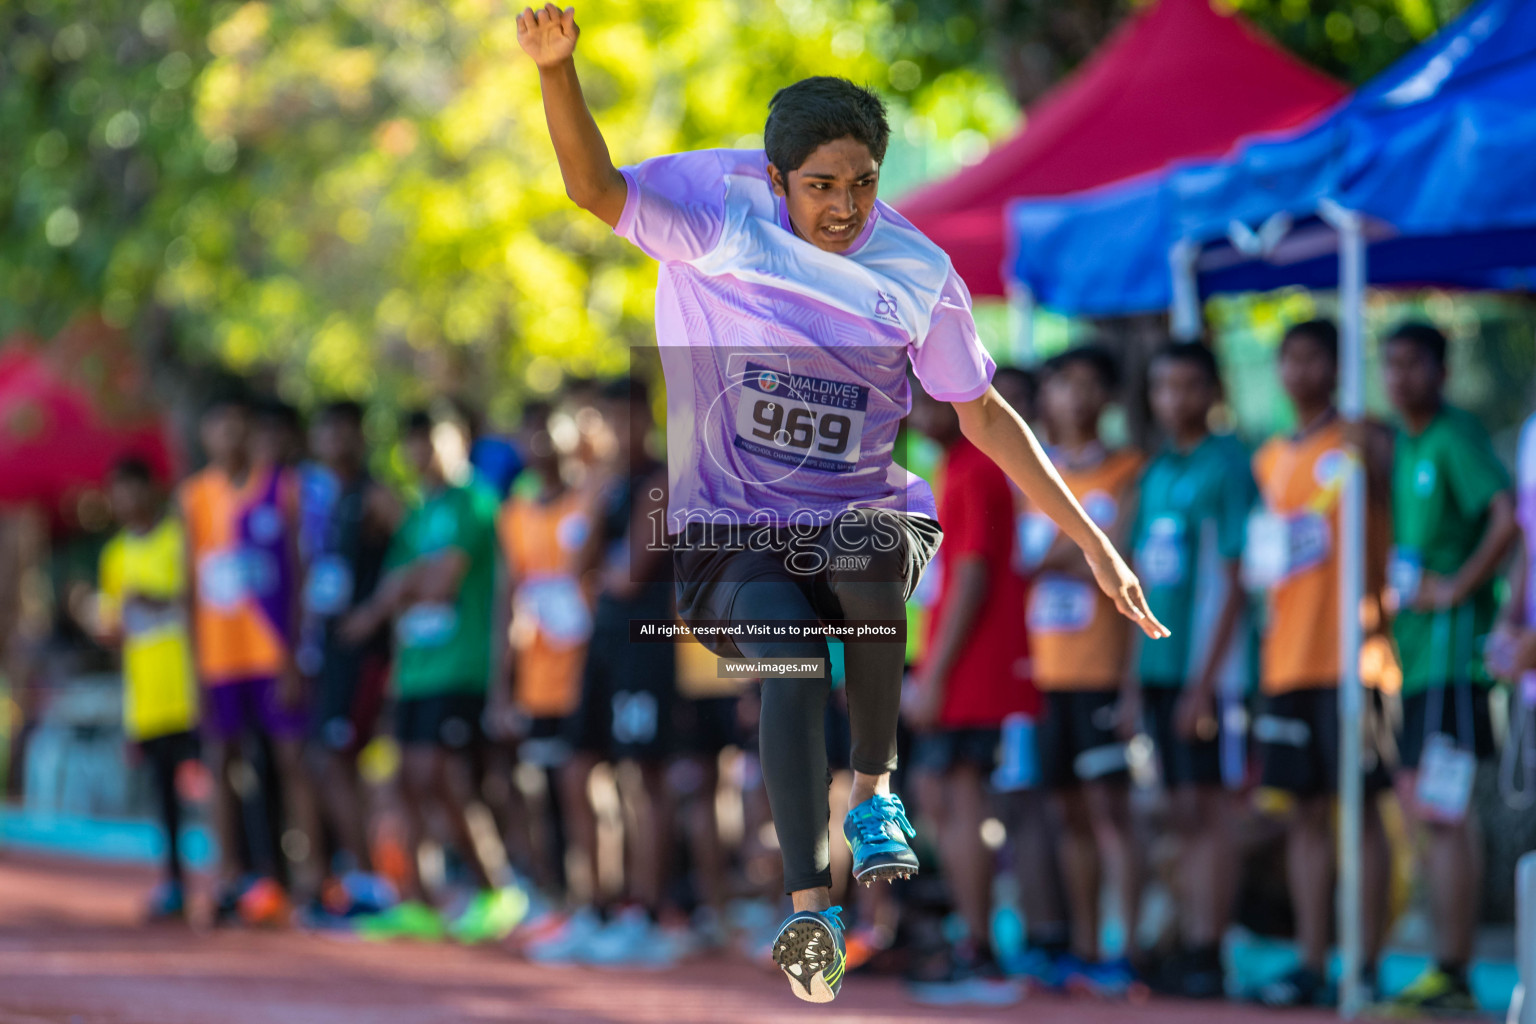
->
[0,0,1477,423]
[1,0,1013,422]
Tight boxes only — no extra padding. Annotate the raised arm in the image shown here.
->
[954,387,1169,640]
[518,5,627,227]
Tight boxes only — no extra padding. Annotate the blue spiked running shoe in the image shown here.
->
[771,906,847,1003]
[843,792,919,886]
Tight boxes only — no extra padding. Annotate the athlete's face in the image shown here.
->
[1042,361,1107,441]
[312,415,362,471]
[109,476,153,526]
[200,405,248,468]
[402,429,435,480]
[1383,338,1444,418]
[1149,358,1216,438]
[768,137,879,254]
[1279,333,1337,412]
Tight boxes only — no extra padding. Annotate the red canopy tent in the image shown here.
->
[898,0,1347,297]
[0,317,175,522]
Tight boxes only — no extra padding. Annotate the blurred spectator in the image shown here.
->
[180,390,318,923]
[1028,345,1144,995]
[1382,322,1517,1013]
[343,407,522,943]
[94,457,200,922]
[493,410,594,895]
[532,377,678,967]
[1131,341,1254,999]
[904,384,1031,1001]
[302,401,402,904]
[1246,321,1393,1007]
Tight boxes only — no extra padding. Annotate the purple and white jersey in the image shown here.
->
[614,148,994,531]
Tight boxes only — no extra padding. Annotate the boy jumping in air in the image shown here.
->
[519,4,1167,1002]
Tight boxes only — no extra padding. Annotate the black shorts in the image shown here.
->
[1256,686,1392,796]
[1142,686,1225,788]
[519,715,573,769]
[138,729,201,765]
[1040,690,1128,788]
[567,595,678,761]
[673,696,740,757]
[1397,686,1497,772]
[911,727,1001,776]
[671,508,943,659]
[311,647,390,754]
[395,692,484,752]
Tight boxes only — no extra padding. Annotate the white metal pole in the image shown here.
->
[1169,238,1201,340]
[1006,281,1037,365]
[1321,198,1367,1019]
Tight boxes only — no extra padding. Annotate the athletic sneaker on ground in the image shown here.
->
[145,880,185,922]
[582,907,684,970]
[526,906,603,964]
[1251,964,1329,1007]
[1387,966,1478,1014]
[447,886,529,945]
[355,900,446,942]
[1060,954,1140,999]
[906,944,1024,1007]
[772,907,848,1004]
[843,793,918,884]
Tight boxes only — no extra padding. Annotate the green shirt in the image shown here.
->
[1391,405,1510,695]
[1133,433,1256,689]
[387,481,500,698]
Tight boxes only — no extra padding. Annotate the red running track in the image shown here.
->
[0,853,1366,1024]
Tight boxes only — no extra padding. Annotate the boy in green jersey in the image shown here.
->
[344,407,524,943]
[1383,323,1517,1012]
[1129,342,1255,998]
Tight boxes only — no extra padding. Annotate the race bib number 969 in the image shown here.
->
[733,363,868,473]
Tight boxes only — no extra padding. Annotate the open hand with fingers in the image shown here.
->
[516,4,580,67]
[1086,539,1171,639]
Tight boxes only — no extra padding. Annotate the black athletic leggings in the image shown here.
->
[141,731,198,883]
[677,508,941,894]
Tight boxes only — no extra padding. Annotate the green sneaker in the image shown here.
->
[355,900,446,942]
[1387,967,1478,1014]
[447,887,529,945]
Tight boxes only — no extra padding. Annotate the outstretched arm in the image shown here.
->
[518,5,626,227]
[953,387,1169,639]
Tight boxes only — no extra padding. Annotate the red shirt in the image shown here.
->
[924,436,1038,727]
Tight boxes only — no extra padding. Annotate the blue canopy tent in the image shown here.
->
[1007,1,1536,1014]
[1007,0,1536,320]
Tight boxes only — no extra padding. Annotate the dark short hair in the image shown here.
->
[110,455,156,486]
[601,376,652,410]
[201,386,251,419]
[1385,321,1448,366]
[1151,341,1222,387]
[254,396,302,431]
[318,399,365,428]
[1281,319,1339,362]
[765,77,890,174]
[520,399,554,429]
[992,365,1038,406]
[401,409,434,436]
[1042,343,1120,392]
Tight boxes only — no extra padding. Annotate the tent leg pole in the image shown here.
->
[1007,282,1036,365]
[1322,199,1367,1020]
[1168,238,1201,340]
